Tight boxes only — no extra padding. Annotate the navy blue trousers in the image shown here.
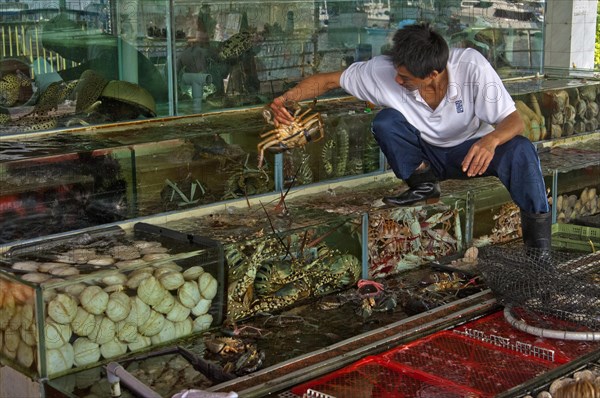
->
[371,108,549,214]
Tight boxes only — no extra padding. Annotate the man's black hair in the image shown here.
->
[388,22,449,78]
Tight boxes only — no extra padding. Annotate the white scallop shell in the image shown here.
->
[130,297,151,327]
[116,320,138,343]
[63,283,88,297]
[101,271,128,286]
[191,298,212,317]
[128,334,151,352]
[48,293,78,324]
[150,319,176,344]
[105,292,131,322]
[192,314,213,332]
[158,271,185,291]
[87,257,116,266]
[89,316,116,345]
[178,281,201,308]
[198,273,218,300]
[100,338,127,359]
[80,286,109,315]
[71,307,97,337]
[17,342,34,368]
[166,300,191,323]
[137,276,167,306]
[549,377,574,395]
[182,266,204,281]
[47,343,74,374]
[21,272,52,284]
[49,266,80,277]
[12,261,40,272]
[73,337,101,366]
[4,325,22,352]
[152,291,175,314]
[173,318,193,338]
[20,325,37,347]
[126,270,153,290]
[138,310,165,337]
[45,319,72,349]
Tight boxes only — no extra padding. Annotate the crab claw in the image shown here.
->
[357,279,385,298]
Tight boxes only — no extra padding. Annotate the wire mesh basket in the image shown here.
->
[478,247,600,338]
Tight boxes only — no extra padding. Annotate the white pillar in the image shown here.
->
[544,0,598,74]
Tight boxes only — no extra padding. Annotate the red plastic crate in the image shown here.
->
[290,356,483,398]
[381,331,557,396]
[454,310,600,364]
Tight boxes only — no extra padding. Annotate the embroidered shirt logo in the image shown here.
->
[455,100,464,113]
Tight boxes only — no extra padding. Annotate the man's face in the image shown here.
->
[394,66,430,91]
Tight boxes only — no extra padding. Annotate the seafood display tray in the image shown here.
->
[551,222,600,252]
[290,329,560,398]
[290,356,481,398]
[0,223,225,379]
[454,311,600,365]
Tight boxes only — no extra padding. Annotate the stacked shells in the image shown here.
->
[0,239,220,378]
[552,187,599,224]
[523,367,600,398]
[542,85,600,139]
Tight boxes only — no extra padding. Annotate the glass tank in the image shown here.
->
[0,0,549,134]
[0,224,225,379]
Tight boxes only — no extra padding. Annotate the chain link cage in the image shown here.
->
[478,247,600,335]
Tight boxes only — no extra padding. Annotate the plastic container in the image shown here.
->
[551,223,600,252]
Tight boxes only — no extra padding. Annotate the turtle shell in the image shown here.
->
[99,80,156,118]
[74,70,109,113]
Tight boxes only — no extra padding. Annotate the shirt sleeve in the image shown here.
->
[339,57,391,106]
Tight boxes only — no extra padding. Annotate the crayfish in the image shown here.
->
[258,100,325,167]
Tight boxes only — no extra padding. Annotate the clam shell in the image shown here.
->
[150,319,176,344]
[71,307,96,337]
[20,325,37,347]
[80,286,109,315]
[142,253,171,263]
[126,270,153,290]
[22,272,52,284]
[100,338,127,359]
[89,316,116,345]
[2,333,18,359]
[39,262,67,273]
[133,240,162,250]
[549,377,574,395]
[137,276,167,306]
[63,283,88,297]
[178,281,201,308]
[12,261,39,272]
[105,291,131,322]
[48,293,78,324]
[138,310,165,337]
[166,300,191,322]
[45,319,72,349]
[20,303,34,330]
[140,246,169,255]
[152,291,175,314]
[173,318,193,338]
[115,259,148,270]
[109,245,141,261]
[17,342,34,368]
[116,320,138,343]
[87,257,115,266]
[73,337,101,366]
[198,273,218,300]
[158,271,185,291]
[191,298,211,317]
[192,314,213,332]
[128,334,151,352]
[47,343,74,374]
[182,266,204,281]
[130,297,151,327]
[101,271,128,286]
[49,266,80,276]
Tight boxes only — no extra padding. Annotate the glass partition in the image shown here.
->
[1,0,547,134]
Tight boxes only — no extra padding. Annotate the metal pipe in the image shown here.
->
[106,362,162,398]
